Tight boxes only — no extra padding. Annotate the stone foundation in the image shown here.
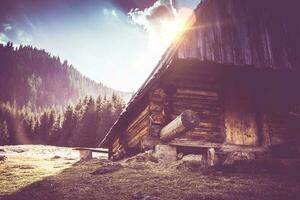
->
[153,144,177,163]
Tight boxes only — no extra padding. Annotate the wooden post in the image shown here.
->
[207,148,215,167]
[79,150,92,161]
[160,110,200,142]
[262,113,271,147]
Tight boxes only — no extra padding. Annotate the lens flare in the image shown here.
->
[143,8,192,68]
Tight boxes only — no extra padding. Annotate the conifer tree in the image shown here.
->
[59,105,75,146]
[0,121,9,145]
[49,115,61,145]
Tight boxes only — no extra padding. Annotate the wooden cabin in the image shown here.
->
[99,0,300,161]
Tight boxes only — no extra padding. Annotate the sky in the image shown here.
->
[0,0,200,92]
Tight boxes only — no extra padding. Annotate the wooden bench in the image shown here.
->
[73,147,108,161]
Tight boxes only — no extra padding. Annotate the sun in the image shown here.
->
[160,18,185,44]
[130,9,193,91]
[163,19,181,37]
[146,15,187,64]
[149,7,193,55]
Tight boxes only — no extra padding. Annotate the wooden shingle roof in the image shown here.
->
[99,0,300,147]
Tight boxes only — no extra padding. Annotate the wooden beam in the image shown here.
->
[173,94,219,101]
[160,110,200,142]
[176,88,218,97]
[73,147,108,153]
[169,138,267,152]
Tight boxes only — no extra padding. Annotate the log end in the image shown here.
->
[160,110,200,142]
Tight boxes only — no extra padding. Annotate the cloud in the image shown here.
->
[128,0,177,33]
[0,20,33,45]
[127,0,181,70]
[3,24,12,32]
[0,29,33,46]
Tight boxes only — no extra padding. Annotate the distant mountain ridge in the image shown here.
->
[0,42,131,109]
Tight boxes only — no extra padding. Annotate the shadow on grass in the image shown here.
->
[0,163,76,200]
[0,159,110,200]
[1,179,64,200]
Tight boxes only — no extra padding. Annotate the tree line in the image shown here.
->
[0,42,128,109]
[0,94,125,147]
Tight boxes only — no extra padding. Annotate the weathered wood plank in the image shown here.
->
[182,131,223,143]
[112,144,121,154]
[73,147,108,153]
[127,126,149,148]
[264,111,294,145]
[172,83,223,142]
[172,100,220,109]
[169,81,219,91]
[126,106,150,132]
[127,118,149,136]
[169,138,267,152]
[112,137,120,150]
[173,107,221,115]
[173,96,219,103]
[192,128,221,133]
[176,88,218,97]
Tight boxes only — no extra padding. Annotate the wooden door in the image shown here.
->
[224,80,258,146]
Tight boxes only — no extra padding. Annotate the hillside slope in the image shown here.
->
[0,42,130,109]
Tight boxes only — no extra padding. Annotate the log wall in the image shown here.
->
[170,84,224,143]
[110,88,168,155]
[109,61,300,156]
[126,105,151,148]
[148,88,168,136]
[265,112,290,145]
[263,111,300,146]
[109,105,151,156]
